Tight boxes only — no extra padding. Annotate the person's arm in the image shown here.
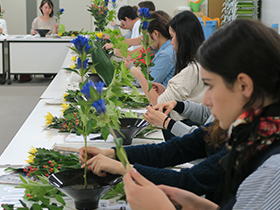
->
[133,145,227,197]
[130,66,159,105]
[124,35,143,46]
[123,169,219,210]
[0,20,8,35]
[113,126,209,167]
[180,100,211,124]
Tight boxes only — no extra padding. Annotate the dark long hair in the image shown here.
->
[40,0,54,17]
[148,11,171,40]
[197,19,280,205]
[167,11,205,74]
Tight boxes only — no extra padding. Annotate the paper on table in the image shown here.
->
[65,133,114,143]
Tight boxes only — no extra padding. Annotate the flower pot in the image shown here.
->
[48,169,122,210]
[35,29,50,37]
[112,118,149,145]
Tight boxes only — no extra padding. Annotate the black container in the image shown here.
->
[112,118,149,145]
[35,29,50,37]
[48,169,122,210]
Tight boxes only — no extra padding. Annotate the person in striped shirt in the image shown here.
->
[123,19,280,210]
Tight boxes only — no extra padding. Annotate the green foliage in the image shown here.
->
[101,182,126,200]
[91,41,115,86]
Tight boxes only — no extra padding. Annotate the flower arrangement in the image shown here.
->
[0,9,5,19]
[87,0,116,32]
[55,8,64,23]
[138,7,154,92]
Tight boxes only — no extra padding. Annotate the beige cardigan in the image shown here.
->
[157,62,206,120]
[31,16,59,35]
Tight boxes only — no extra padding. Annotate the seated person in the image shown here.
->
[31,0,59,35]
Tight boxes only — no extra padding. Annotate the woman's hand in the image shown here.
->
[103,43,114,50]
[153,100,177,115]
[78,146,115,164]
[124,56,135,69]
[123,169,176,210]
[54,24,59,34]
[0,28,3,34]
[31,30,36,35]
[152,82,166,95]
[158,185,219,210]
[83,154,131,177]
[144,106,168,127]
[130,66,142,78]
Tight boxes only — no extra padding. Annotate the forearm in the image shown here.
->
[103,148,116,159]
[124,36,142,46]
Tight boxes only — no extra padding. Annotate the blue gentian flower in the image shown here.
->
[138,7,150,19]
[71,36,91,54]
[104,10,108,15]
[141,21,149,30]
[77,58,89,69]
[81,81,94,99]
[60,8,64,14]
[95,81,104,94]
[104,0,109,6]
[111,0,116,2]
[92,99,107,114]
[112,0,116,8]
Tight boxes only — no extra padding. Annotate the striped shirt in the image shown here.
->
[233,154,280,209]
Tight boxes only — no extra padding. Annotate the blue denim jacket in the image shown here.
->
[150,40,175,87]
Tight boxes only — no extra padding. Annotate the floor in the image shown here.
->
[0,75,53,155]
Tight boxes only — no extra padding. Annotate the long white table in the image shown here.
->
[6,35,73,84]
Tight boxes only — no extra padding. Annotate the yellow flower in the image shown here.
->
[71,34,75,37]
[26,146,37,164]
[44,112,54,126]
[58,32,62,36]
[60,102,70,114]
[70,63,76,69]
[71,56,77,62]
[95,32,103,38]
[63,93,68,101]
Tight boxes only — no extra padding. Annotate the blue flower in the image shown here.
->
[138,7,150,19]
[141,21,149,30]
[92,99,107,114]
[71,36,91,54]
[59,8,64,14]
[104,0,109,6]
[111,0,116,2]
[81,81,94,99]
[95,81,104,94]
[77,58,89,69]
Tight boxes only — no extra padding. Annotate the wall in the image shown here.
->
[261,0,280,28]
[1,0,208,34]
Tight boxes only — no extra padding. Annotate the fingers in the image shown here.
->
[128,168,152,187]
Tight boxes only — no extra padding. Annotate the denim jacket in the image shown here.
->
[150,40,175,87]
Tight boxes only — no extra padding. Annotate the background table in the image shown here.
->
[6,36,72,84]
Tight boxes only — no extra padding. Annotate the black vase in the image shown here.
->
[112,118,149,145]
[35,29,50,37]
[48,169,122,210]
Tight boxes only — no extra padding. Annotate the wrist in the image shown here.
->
[104,149,116,159]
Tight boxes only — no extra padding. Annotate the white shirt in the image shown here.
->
[0,19,8,35]
[128,19,142,51]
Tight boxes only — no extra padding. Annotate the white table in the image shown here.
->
[6,35,73,84]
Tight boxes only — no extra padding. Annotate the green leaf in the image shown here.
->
[31,203,43,210]
[91,42,115,86]
[147,80,153,92]
[19,200,28,208]
[58,24,65,34]
[19,174,28,184]
[56,194,66,206]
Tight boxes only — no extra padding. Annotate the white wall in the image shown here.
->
[261,0,280,28]
[1,0,27,34]
[0,0,208,35]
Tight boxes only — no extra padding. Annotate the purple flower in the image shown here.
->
[81,81,94,99]
[77,58,89,69]
[95,81,104,94]
[138,7,150,19]
[92,99,107,114]
[59,8,64,14]
[141,21,149,30]
[71,36,91,54]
